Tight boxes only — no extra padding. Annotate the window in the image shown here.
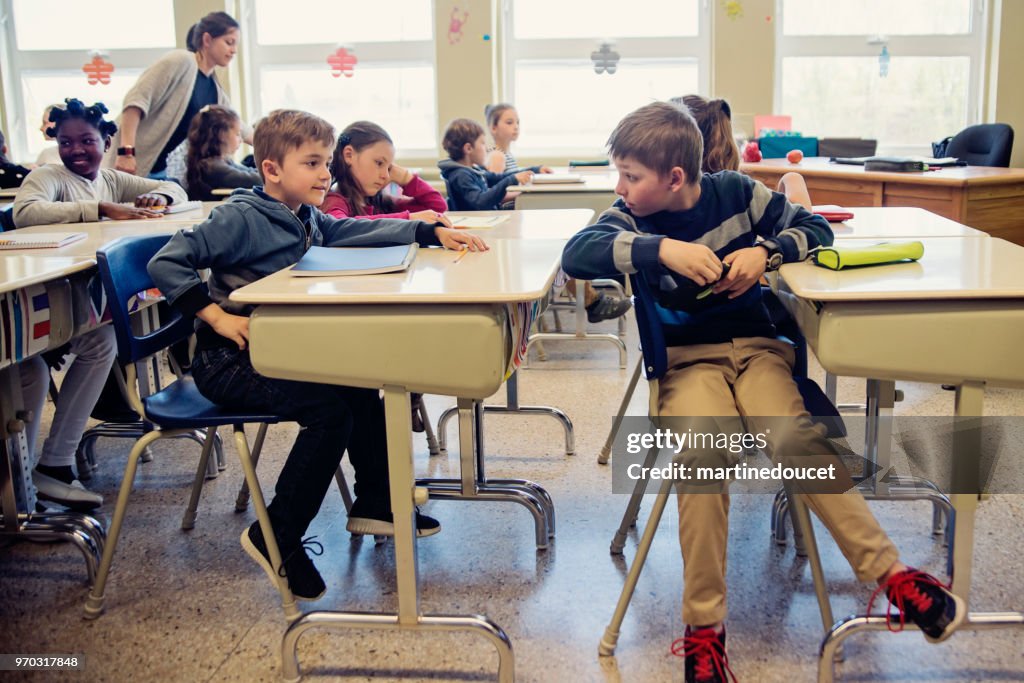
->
[775,0,985,155]
[241,0,437,156]
[0,0,176,161]
[502,0,709,154]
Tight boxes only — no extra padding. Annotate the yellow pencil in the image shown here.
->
[453,247,469,263]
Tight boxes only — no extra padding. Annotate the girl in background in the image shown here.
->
[0,130,31,189]
[185,105,259,200]
[483,103,552,175]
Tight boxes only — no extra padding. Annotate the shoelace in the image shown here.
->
[867,568,946,633]
[277,535,324,578]
[670,629,738,683]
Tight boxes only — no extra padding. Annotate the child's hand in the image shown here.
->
[98,201,165,220]
[502,190,521,204]
[135,193,168,209]
[658,239,722,286]
[713,246,769,298]
[410,210,452,228]
[539,166,555,174]
[198,304,250,350]
[435,227,489,252]
[388,163,413,186]
[515,170,534,185]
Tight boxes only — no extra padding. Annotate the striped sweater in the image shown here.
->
[561,171,833,346]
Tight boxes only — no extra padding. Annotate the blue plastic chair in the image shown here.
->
[83,234,301,620]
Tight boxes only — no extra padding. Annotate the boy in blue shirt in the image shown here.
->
[562,102,964,682]
[149,109,486,601]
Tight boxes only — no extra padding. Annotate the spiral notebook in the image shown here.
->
[0,232,87,249]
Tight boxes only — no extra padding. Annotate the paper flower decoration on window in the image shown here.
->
[83,54,115,85]
[591,43,620,75]
[327,46,358,78]
[879,45,890,77]
[448,6,469,45]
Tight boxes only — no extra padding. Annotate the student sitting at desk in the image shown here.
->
[562,102,965,683]
[483,102,553,176]
[148,109,486,601]
[184,105,260,201]
[438,117,533,211]
[0,130,31,189]
[11,98,183,510]
[13,98,187,227]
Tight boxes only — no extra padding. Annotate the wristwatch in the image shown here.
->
[117,146,136,157]
[762,241,784,272]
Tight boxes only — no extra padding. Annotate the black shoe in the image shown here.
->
[240,523,326,602]
[585,293,632,323]
[410,393,425,433]
[869,567,966,643]
[673,626,736,683]
[346,508,441,538]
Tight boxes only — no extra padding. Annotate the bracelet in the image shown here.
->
[117,146,136,157]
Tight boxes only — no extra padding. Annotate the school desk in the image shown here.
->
[0,188,18,200]
[231,218,580,682]
[775,236,1024,681]
[513,170,617,222]
[741,158,1024,245]
[829,206,988,240]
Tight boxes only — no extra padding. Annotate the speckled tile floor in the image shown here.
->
[2,315,1023,682]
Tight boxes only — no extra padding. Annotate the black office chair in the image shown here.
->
[946,123,1014,167]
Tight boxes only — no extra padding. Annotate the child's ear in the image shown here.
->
[462,141,473,158]
[342,145,355,163]
[103,137,112,153]
[261,159,280,183]
[668,166,686,191]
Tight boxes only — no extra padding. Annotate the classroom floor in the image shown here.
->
[2,313,1023,683]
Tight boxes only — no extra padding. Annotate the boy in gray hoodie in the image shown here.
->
[149,109,486,601]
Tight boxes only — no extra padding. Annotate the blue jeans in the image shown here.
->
[192,346,390,546]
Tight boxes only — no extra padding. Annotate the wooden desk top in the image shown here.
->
[831,207,987,240]
[232,238,569,305]
[742,157,1024,187]
[0,188,18,200]
[780,237,1024,301]
[0,254,95,293]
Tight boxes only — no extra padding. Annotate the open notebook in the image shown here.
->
[0,232,87,249]
[291,243,418,277]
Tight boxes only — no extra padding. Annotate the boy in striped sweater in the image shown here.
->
[562,102,964,683]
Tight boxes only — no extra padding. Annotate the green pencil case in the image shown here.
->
[813,241,925,270]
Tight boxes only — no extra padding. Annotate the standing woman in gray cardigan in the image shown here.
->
[105,11,241,178]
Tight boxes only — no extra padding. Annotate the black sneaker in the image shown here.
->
[346,508,441,538]
[672,626,736,683]
[869,567,966,643]
[586,292,632,323]
[240,523,326,602]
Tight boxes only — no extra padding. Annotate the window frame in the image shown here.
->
[499,0,711,157]
[0,0,176,163]
[772,0,988,156]
[237,0,439,158]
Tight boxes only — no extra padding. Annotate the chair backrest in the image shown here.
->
[628,271,668,382]
[96,234,195,365]
[0,206,15,232]
[946,123,1014,167]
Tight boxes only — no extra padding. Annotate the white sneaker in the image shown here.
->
[32,471,103,511]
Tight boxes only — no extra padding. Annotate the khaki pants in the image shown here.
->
[658,337,899,626]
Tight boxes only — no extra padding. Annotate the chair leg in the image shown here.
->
[335,466,353,514]
[785,486,837,640]
[84,430,165,619]
[599,356,643,465]
[419,399,441,456]
[234,424,269,512]
[233,426,299,622]
[610,445,660,555]
[600,478,674,656]
[181,429,218,531]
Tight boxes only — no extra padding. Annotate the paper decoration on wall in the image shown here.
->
[83,53,114,85]
[448,6,469,45]
[722,0,744,20]
[591,43,620,75]
[878,45,890,77]
[327,46,358,78]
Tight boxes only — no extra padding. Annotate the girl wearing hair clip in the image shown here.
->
[323,121,450,227]
[184,105,259,200]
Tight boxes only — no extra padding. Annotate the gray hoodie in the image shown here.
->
[148,187,440,349]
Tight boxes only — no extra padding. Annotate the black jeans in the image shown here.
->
[192,346,390,546]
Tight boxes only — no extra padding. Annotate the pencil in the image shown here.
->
[453,247,469,263]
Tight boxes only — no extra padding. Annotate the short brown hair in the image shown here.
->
[607,102,703,184]
[670,95,739,174]
[442,118,484,161]
[253,109,335,181]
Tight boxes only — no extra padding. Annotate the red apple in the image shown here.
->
[786,149,804,164]
[742,141,762,163]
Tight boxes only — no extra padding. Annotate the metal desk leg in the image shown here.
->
[817,381,1024,683]
[278,387,515,683]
